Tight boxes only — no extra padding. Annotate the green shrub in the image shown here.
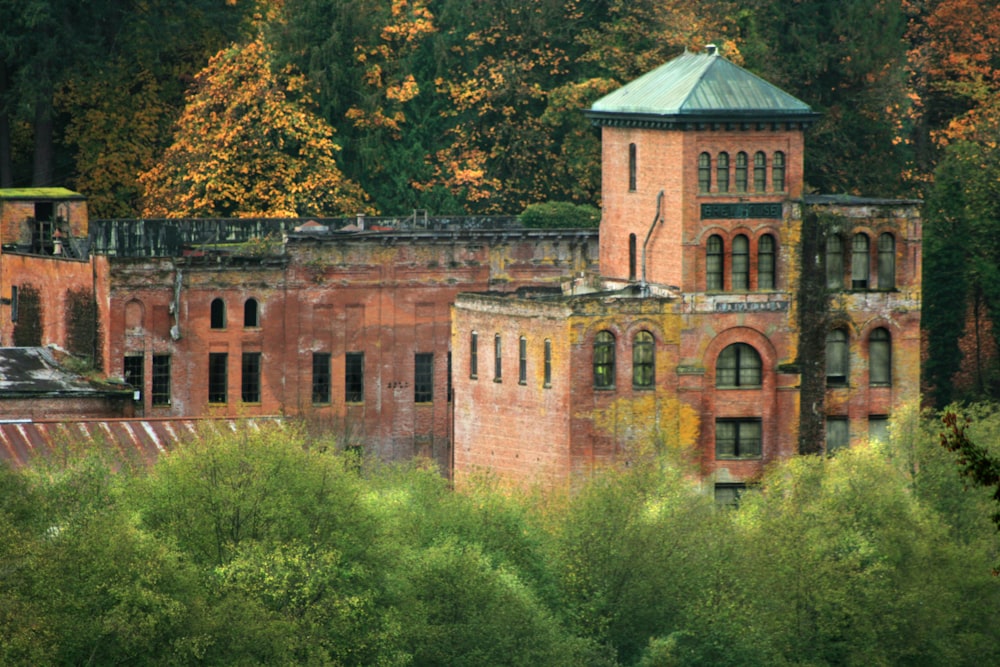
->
[520,201,600,229]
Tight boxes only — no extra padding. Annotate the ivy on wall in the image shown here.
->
[12,285,42,347]
[65,288,100,370]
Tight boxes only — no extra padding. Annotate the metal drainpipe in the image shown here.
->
[640,190,665,294]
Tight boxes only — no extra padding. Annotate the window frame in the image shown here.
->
[470,331,478,379]
[826,416,849,453]
[151,354,171,406]
[826,235,844,289]
[345,351,364,403]
[593,330,616,389]
[735,151,748,193]
[852,233,870,290]
[698,152,712,193]
[632,331,655,388]
[877,233,895,290]
[124,354,144,401]
[518,336,527,385]
[706,234,724,291]
[543,339,552,387]
[208,352,228,404]
[869,327,892,386]
[628,143,637,192]
[241,351,262,403]
[715,418,763,460]
[494,334,502,381]
[312,352,332,404]
[717,151,730,193]
[757,234,776,290]
[716,343,762,388]
[415,352,434,403]
[753,151,767,192]
[732,234,749,290]
[825,328,849,386]
[772,151,786,192]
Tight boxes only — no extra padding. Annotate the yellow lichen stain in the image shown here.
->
[584,393,700,459]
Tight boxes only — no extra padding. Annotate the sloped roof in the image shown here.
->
[0,187,85,201]
[0,347,130,398]
[587,48,818,127]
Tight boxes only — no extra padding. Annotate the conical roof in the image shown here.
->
[587,47,818,127]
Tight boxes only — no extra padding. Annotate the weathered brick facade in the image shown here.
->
[453,48,922,491]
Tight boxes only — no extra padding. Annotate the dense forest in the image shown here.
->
[0,413,998,666]
[2,1,1000,403]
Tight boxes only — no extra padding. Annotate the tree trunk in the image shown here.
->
[32,93,54,187]
[0,67,12,188]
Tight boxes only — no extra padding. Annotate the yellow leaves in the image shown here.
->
[385,75,419,103]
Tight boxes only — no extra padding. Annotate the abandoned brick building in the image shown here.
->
[452,47,922,492]
[0,47,921,489]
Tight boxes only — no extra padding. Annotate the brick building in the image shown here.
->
[452,47,922,492]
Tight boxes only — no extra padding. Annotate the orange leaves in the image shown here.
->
[139,34,372,218]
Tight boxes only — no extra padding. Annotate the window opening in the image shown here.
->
[706,235,724,290]
[241,352,261,403]
[208,353,228,403]
[544,339,552,387]
[735,152,748,192]
[878,233,895,290]
[826,235,844,289]
[594,330,615,388]
[124,355,144,401]
[628,143,637,192]
[519,336,527,384]
[629,233,637,281]
[869,328,891,386]
[758,234,775,290]
[698,152,711,193]
[754,151,766,192]
[494,334,502,381]
[773,151,785,191]
[151,355,171,405]
[716,343,762,388]
[633,331,655,388]
[716,418,762,459]
[732,234,749,290]
[470,332,478,379]
[415,352,434,402]
[826,417,849,453]
[717,152,730,193]
[312,353,331,404]
[852,233,870,289]
[826,329,849,386]
[210,298,226,329]
[345,352,364,402]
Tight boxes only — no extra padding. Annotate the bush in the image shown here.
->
[520,201,600,229]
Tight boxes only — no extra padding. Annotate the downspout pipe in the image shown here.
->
[640,190,665,295]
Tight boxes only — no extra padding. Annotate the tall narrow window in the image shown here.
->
[716,419,762,459]
[633,331,655,388]
[210,298,226,329]
[869,328,891,386]
[706,235,724,290]
[124,355,144,400]
[241,352,261,403]
[852,233,870,289]
[757,234,775,289]
[629,233,637,281]
[628,143,637,192]
[826,329,849,386]
[494,334,502,381]
[519,337,527,384]
[312,353,331,404]
[698,152,711,193]
[732,234,749,290]
[208,352,228,403]
[772,151,786,191]
[345,352,364,402]
[878,233,895,290]
[415,352,434,402]
[543,339,552,387]
[470,332,478,379]
[868,416,889,443]
[826,417,849,453]
[826,235,844,289]
[735,151,748,192]
[753,151,767,192]
[151,355,171,405]
[716,343,762,388]
[244,298,259,327]
[594,331,615,388]
[447,352,452,402]
[717,152,730,193]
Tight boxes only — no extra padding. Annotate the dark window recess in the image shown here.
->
[758,234,775,290]
[826,417,849,453]
[244,298,259,327]
[470,332,478,379]
[544,339,552,387]
[208,353,228,403]
[633,331,655,388]
[210,298,226,329]
[345,352,364,402]
[124,355,144,400]
[494,335,502,381]
[594,330,615,388]
[870,328,892,386]
[519,337,527,384]
[241,352,261,403]
[312,353,331,404]
[415,353,434,402]
[151,355,171,406]
[706,235,723,290]
[716,343,762,388]
[628,143,637,192]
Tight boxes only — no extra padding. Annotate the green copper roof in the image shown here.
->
[587,48,818,127]
[0,187,85,200]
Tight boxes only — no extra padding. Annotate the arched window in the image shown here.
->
[732,234,749,290]
[633,331,655,388]
[698,152,711,193]
[772,151,786,192]
[754,151,767,192]
[706,235,723,290]
[629,233,637,281]
[869,328,891,386]
[594,331,615,388]
[628,143,637,192]
[826,329,849,386]
[852,233,870,289]
[757,234,776,289]
[878,233,895,290]
[826,235,844,289]
[735,152,748,192]
[717,152,730,193]
[716,343,762,388]
[210,298,226,329]
[244,298,259,327]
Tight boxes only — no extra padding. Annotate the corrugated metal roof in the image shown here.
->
[588,49,816,124]
[0,347,131,397]
[0,416,282,467]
